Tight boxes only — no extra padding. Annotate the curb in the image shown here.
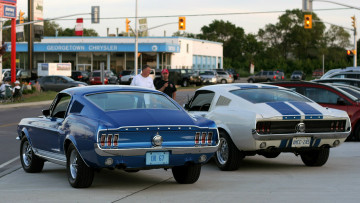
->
[0,100,53,109]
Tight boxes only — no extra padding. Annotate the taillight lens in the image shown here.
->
[201,132,207,144]
[207,132,213,144]
[256,122,271,134]
[113,134,119,146]
[195,132,200,144]
[273,75,276,79]
[107,134,112,146]
[100,134,106,147]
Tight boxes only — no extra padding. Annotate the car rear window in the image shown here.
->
[230,88,311,103]
[86,92,180,111]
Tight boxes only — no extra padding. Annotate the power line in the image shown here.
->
[49,7,354,21]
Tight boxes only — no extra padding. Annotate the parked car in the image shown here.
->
[17,85,219,188]
[269,81,360,141]
[119,70,134,84]
[3,68,32,83]
[321,67,360,79]
[226,69,239,80]
[215,70,234,84]
[312,69,324,78]
[247,70,281,83]
[184,83,350,170]
[312,78,360,88]
[168,69,202,87]
[89,71,109,85]
[195,70,218,84]
[291,70,306,81]
[38,75,87,92]
[71,70,89,83]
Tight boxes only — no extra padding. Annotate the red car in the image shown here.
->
[270,81,360,141]
[89,71,109,85]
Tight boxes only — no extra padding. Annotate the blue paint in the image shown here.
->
[266,102,301,116]
[289,102,323,119]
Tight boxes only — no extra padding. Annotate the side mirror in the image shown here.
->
[337,97,346,105]
[42,109,50,117]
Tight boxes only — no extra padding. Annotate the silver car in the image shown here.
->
[216,70,234,83]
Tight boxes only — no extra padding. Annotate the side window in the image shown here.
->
[347,74,357,79]
[303,87,340,104]
[268,72,274,76]
[51,94,71,118]
[188,91,215,111]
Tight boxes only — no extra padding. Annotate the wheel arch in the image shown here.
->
[63,136,91,168]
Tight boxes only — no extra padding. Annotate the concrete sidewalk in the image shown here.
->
[0,143,359,202]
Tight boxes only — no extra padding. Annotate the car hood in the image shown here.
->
[103,109,196,127]
[253,101,343,119]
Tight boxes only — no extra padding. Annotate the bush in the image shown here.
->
[23,86,36,95]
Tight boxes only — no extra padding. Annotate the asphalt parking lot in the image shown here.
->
[0,142,359,203]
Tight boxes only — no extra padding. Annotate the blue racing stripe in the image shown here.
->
[266,102,301,116]
[289,102,323,119]
[279,140,288,148]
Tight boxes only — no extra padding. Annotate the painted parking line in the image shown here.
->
[0,157,19,169]
[0,123,18,128]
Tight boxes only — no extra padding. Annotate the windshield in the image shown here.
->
[86,92,180,111]
[230,88,311,104]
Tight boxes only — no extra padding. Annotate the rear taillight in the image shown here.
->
[107,134,112,146]
[113,134,119,146]
[100,134,106,147]
[201,132,207,144]
[207,132,213,144]
[256,122,271,134]
[78,75,83,79]
[282,76,284,79]
[273,75,276,79]
[195,132,200,144]
[330,120,346,132]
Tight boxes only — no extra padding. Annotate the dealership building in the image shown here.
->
[7,36,223,74]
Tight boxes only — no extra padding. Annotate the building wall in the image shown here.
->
[171,38,223,69]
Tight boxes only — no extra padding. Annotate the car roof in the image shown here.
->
[61,85,161,96]
[197,83,283,92]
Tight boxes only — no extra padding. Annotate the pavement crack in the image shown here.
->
[111,176,173,203]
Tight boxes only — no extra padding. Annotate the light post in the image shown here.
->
[134,0,139,75]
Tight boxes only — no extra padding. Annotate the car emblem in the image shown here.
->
[296,123,306,133]
[152,133,163,147]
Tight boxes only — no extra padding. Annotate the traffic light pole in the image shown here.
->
[354,29,357,67]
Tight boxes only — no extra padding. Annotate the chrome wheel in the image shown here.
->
[69,150,78,180]
[216,137,229,165]
[22,141,32,167]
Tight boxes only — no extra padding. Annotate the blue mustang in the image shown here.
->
[18,85,219,188]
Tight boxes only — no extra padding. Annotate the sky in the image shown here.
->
[13,0,360,39]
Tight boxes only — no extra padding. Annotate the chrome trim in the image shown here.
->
[94,143,219,157]
[33,148,66,166]
[252,131,350,140]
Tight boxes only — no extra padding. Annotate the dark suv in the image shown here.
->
[247,70,280,83]
[168,69,202,87]
[71,71,89,83]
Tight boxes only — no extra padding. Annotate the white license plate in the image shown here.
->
[146,152,169,165]
[291,137,311,147]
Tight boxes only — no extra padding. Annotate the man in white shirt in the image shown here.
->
[130,65,155,89]
[0,80,11,99]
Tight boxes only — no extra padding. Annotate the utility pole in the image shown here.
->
[134,0,138,75]
[28,0,34,72]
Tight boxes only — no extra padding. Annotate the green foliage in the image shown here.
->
[23,86,36,95]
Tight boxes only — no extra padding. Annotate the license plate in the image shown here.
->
[146,152,169,165]
[291,137,311,147]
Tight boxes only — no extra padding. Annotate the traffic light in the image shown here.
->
[351,16,356,28]
[19,10,25,24]
[304,14,312,29]
[178,16,186,30]
[126,18,130,33]
[347,50,356,56]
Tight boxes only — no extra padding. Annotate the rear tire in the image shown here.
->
[221,79,227,84]
[214,131,244,171]
[248,79,254,83]
[20,137,44,173]
[300,148,330,167]
[172,164,201,184]
[182,80,188,87]
[66,144,94,188]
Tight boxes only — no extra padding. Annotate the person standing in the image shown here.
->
[0,79,11,99]
[155,69,176,99]
[130,65,155,90]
